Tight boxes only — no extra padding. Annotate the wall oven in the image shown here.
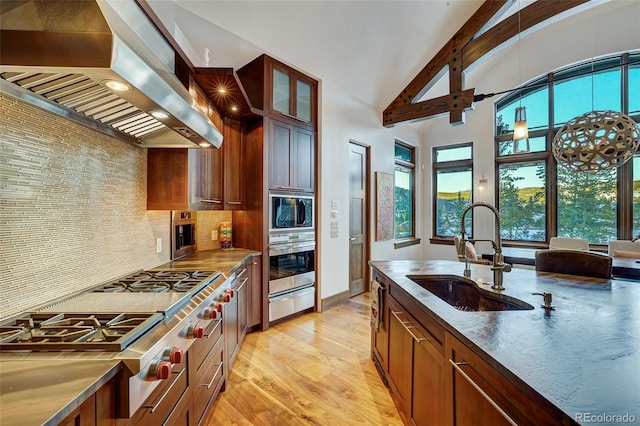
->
[268,233,315,322]
[172,211,197,260]
[269,193,314,234]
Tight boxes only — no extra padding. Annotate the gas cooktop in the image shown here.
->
[0,312,163,352]
[91,270,219,294]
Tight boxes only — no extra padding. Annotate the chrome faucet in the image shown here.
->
[458,202,511,291]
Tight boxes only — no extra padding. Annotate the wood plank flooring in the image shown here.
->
[202,293,402,425]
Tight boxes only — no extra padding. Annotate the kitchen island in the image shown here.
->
[370,260,640,425]
[0,248,259,426]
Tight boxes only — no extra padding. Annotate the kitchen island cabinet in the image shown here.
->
[370,260,640,426]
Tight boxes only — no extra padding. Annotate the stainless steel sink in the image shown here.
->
[408,275,534,312]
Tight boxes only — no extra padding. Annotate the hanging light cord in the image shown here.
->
[473,58,640,103]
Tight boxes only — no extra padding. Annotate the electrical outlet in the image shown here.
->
[156,238,162,254]
[211,230,218,241]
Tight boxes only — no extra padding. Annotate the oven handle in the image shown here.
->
[268,241,316,256]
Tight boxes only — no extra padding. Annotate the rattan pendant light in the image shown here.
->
[552,111,640,173]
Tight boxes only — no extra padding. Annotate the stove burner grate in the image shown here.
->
[0,312,162,352]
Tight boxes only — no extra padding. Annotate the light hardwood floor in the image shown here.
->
[202,293,402,425]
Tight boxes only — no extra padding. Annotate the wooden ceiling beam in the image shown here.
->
[383,0,511,127]
[462,0,590,69]
[383,0,591,128]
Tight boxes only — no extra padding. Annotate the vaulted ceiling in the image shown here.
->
[148,0,602,125]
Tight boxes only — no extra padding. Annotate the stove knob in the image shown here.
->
[154,361,172,380]
[187,323,205,339]
[203,306,218,320]
[229,289,236,298]
[168,347,183,364]
[224,293,231,302]
[216,302,224,312]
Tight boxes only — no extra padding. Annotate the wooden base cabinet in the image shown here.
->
[445,333,566,426]
[59,380,115,426]
[386,297,445,426]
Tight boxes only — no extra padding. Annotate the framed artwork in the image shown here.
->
[375,172,394,241]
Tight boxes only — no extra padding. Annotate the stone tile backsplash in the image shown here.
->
[0,94,176,318]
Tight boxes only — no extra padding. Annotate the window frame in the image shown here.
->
[494,51,639,249]
[393,140,419,247]
[431,142,474,242]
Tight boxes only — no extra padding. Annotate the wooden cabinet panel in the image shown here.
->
[59,393,96,426]
[248,255,262,328]
[268,119,315,192]
[147,149,189,210]
[293,126,314,192]
[387,299,413,416]
[445,333,564,426]
[223,118,245,209]
[412,329,445,426]
[269,119,293,190]
[148,118,248,210]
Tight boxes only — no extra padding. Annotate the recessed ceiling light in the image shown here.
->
[151,111,169,119]
[104,80,130,92]
[218,87,227,94]
[230,105,238,112]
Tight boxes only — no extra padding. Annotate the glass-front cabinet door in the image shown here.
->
[273,68,290,116]
[296,80,311,122]
[270,63,315,125]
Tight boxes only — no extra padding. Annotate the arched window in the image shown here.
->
[494,52,639,246]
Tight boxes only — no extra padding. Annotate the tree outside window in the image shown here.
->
[394,141,415,239]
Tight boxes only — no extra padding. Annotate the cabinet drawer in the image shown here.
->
[129,362,188,426]
[193,338,225,425]
[190,319,223,376]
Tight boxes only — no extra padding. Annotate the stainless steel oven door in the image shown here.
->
[268,241,315,295]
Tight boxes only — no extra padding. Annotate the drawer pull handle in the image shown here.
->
[227,201,242,205]
[201,199,222,204]
[205,319,222,338]
[449,359,517,426]
[391,310,426,343]
[204,363,224,389]
[143,367,186,413]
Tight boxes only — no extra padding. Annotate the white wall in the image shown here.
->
[317,80,423,302]
[420,0,640,261]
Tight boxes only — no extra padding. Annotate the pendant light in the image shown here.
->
[552,8,640,173]
[513,0,529,153]
[552,110,639,173]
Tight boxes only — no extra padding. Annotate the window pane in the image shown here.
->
[497,136,546,156]
[296,80,311,122]
[273,69,290,115]
[435,146,472,163]
[498,162,546,241]
[395,144,413,162]
[557,166,617,245]
[395,166,413,238]
[554,69,621,127]
[634,156,640,239]
[496,87,549,134]
[435,169,472,237]
[629,56,640,116]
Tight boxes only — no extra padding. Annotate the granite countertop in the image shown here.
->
[0,248,259,426]
[370,260,640,423]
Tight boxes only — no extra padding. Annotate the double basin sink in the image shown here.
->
[408,275,533,312]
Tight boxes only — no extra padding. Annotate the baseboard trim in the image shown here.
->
[321,290,351,312]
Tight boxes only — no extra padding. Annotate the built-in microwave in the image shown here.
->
[269,193,314,233]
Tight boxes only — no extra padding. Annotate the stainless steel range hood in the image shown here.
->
[0,0,223,148]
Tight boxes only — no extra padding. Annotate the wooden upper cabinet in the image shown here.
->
[147,119,247,210]
[268,119,315,192]
[238,55,318,128]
